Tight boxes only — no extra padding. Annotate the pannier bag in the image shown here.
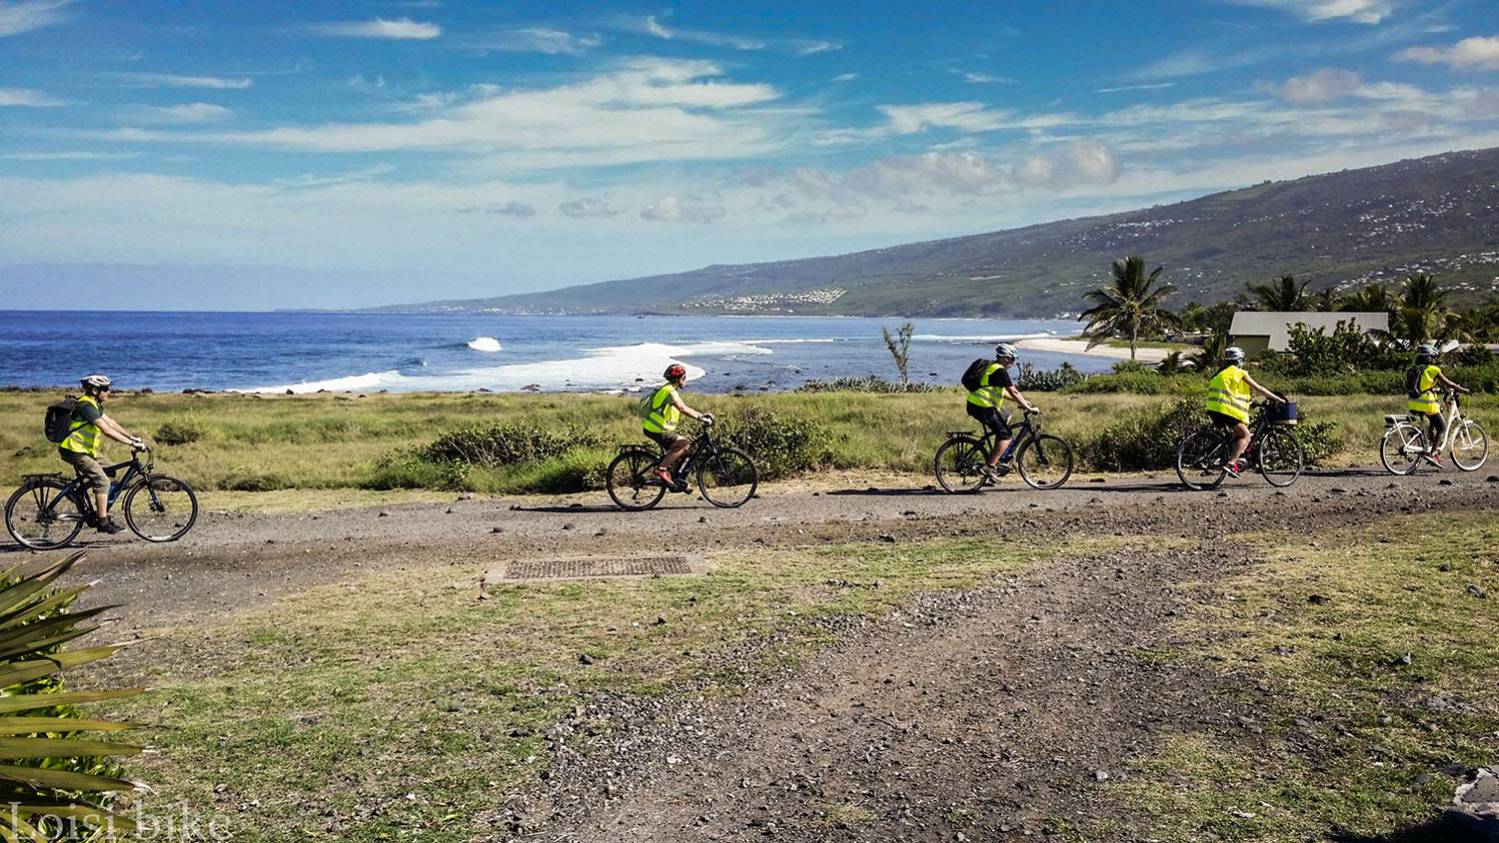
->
[1268,401,1299,425]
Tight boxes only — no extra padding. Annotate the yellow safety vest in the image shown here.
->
[1408,364,1442,415]
[1205,365,1251,423]
[58,395,103,457]
[642,384,681,433]
[965,363,1008,409]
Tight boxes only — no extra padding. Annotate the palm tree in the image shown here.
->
[1156,350,1190,375]
[1342,283,1393,316]
[1310,286,1342,312]
[1188,332,1228,371]
[1079,256,1179,361]
[1392,272,1464,345]
[1247,275,1309,311]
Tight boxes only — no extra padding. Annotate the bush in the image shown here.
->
[1111,360,1155,375]
[1063,371,1199,396]
[1289,420,1340,465]
[155,418,205,446]
[714,405,831,479]
[1259,321,1404,378]
[366,452,469,490]
[796,376,945,394]
[1016,363,1088,392]
[224,472,289,492]
[1082,398,1203,471]
[419,423,600,467]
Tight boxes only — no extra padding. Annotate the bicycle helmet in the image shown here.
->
[663,363,687,381]
[1222,346,1246,365]
[1415,343,1438,361]
[80,374,113,393]
[994,342,1019,360]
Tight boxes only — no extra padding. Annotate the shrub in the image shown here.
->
[1063,371,1199,396]
[365,453,468,491]
[155,418,205,446]
[796,376,945,394]
[1111,359,1155,375]
[224,472,289,492]
[1289,420,1340,465]
[1016,363,1088,392]
[1081,397,1203,471]
[419,423,600,467]
[714,405,830,480]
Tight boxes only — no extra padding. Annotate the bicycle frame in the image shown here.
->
[32,453,149,518]
[1387,390,1465,453]
[959,411,1041,460]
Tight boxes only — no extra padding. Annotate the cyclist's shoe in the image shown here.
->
[979,465,1003,483]
[995,461,1013,477]
[1422,453,1444,467]
[96,518,124,535]
[1224,461,1242,478]
[83,513,100,529]
[653,467,674,486]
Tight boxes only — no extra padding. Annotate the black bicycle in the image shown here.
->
[5,447,199,549]
[605,421,759,510]
[934,410,1074,493]
[1174,401,1304,491]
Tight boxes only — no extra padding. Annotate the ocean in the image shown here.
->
[0,311,1115,394]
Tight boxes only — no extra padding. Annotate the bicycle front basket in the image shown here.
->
[1268,401,1299,425]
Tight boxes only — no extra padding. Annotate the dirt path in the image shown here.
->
[7,466,1495,840]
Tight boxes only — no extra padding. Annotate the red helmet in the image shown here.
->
[664,363,687,381]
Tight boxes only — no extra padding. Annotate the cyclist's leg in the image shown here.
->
[1228,422,1251,465]
[647,431,691,473]
[60,450,108,523]
[967,404,1010,467]
[1426,411,1447,450]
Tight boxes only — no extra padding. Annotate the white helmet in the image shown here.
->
[80,374,113,392]
[994,342,1019,360]
[1222,346,1246,365]
[1415,344,1438,361]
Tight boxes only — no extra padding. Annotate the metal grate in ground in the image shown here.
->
[501,555,695,580]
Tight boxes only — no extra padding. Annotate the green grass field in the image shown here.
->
[2,390,1489,497]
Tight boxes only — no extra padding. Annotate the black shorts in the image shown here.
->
[644,430,688,450]
[1208,411,1244,428]
[966,403,1012,439]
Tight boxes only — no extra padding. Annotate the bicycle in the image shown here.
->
[934,410,1074,493]
[5,446,199,550]
[605,420,759,510]
[1379,389,1488,475]
[1175,401,1304,491]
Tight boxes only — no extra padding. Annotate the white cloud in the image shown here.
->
[1013,140,1121,188]
[457,201,536,218]
[121,102,233,124]
[1225,0,1396,24]
[0,150,140,161]
[306,17,441,40]
[1096,82,1177,94]
[832,73,859,83]
[621,14,838,55]
[951,69,1016,85]
[878,102,1009,134]
[0,0,71,37]
[640,195,726,223]
[0,86,66,107]
[475,27,600,55]
[102,59,793,170]
[1397,35,1499,71]
[1279,68,1364,103]
[105,72,253,90]
[559,197,619,218]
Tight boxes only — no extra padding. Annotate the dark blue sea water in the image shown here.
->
[0,311,1115,393]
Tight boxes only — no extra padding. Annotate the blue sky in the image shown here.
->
[3,0,1499,309]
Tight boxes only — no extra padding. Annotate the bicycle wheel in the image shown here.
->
[934,436,988,494]
[1175,429,1228,491]
[605,449,666,511]
[1379,424,1423,476]
[1256,427,1304,487]
[697,447,758,508]
[123,475,199,542]
[1016,434,1074,490]
[5,478,86,550]
[1451,420,1489,471]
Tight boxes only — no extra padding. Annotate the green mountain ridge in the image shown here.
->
[381,146,1499,318]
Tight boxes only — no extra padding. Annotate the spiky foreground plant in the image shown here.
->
[0,553,143,840]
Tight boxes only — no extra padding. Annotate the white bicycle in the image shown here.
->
[1379,389,1488,475]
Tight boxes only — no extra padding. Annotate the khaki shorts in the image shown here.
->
[645,430,688,450]
[59,449,110,492]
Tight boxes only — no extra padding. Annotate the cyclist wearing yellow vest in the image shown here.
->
[643,363,712,490]
[1406,344,1470,467]
[1205,347,1284,478]
[59,374,146,534]
[966,343,1039,483]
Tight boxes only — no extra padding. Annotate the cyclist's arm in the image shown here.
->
[1243,375,1284,403]
[1003,385,1038,413]
[1436,371,1471,394]
[95,414,139,446]
[670,393,706,422]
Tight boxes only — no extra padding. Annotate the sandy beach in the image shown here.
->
[1015,337,1172,364]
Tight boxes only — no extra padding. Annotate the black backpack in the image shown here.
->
[1405,366,1423,400]
[960,358,991,392]
[44,396,78,443]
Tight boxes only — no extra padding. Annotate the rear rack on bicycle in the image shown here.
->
[20,473,63,481]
